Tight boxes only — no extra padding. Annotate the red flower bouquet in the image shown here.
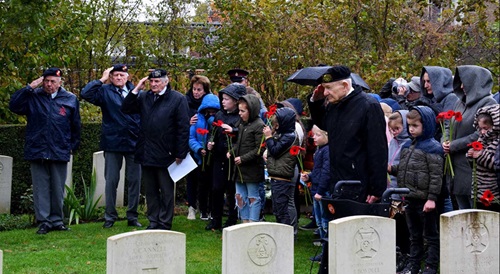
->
[468,141,483,208]
[258,104,277,154]
[436,110,462,177]
[196,128,209,171]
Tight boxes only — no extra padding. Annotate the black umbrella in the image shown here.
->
[287,67,370,90]
[350,73,370,90]
[286,66,332,86]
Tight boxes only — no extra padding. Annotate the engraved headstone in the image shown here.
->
[440,209,499,274]
[0,156,13,214]
[93,151,124,207]
[222,222,294,274]
[107,230,186,274]
[329,215,395,274]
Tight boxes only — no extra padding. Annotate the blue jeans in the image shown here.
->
[235,181,261,222]
[313,199,328,239]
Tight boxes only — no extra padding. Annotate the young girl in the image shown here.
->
[232,94,265,222]
[467,104,499,212]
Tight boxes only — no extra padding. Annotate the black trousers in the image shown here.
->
[210,156,237,226]
[142,166,174,229]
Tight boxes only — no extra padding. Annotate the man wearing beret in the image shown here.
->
[9,68,81,234]
[122,69,190,230]
[308,65,388,204]
[81,64,142,228]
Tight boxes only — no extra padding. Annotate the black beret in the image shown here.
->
[42,67,62,77]
[227,68,249,83]
[320,65,351,83]
[148,69,167,79]
[110,64,128,73]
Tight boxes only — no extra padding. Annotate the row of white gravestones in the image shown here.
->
[106,222,294,274]
[105,210,499,274]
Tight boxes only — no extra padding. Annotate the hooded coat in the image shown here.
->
[388,110,411,192]
[448,65,497,196]
[391,106,444,201]
[473,104,500,201]
[233,94,265,183]
[421,66,459,115]
[189,94,220,164]
[266,107,299,180]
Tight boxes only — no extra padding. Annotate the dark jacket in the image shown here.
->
[81,80,140,152]
[421,66,459,114]
[266,107,299,181]
[121,86,190,167]
[448,65,497,195]
[391,106,444,201]
[308,144,331,196]
[308,86,388,201]
[185,87,206,118]
[233,94,265,183]
[189,94,220,164]
[9,85,81,162]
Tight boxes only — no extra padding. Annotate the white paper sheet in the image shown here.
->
[168,154,197,183]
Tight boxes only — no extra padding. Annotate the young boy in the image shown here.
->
[263,107,299,227]
[232,94,265,222]
[300,125,330,262]
[467,104,499,212]
[389,106,444,274]
[188,93,220,220]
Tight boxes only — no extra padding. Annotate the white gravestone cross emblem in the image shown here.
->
[465,221,489,254]
[247,233,276,266]
[354,226,380,259]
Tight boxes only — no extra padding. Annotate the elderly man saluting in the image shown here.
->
[9,68,81,234]
[122,69,190,230]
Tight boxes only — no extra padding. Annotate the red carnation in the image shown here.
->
[436,113,445,123]
[443,110,454,120]
[468,141,483,151]
[196,128,209,135]
[483,190,494,202]
[260,142,266,148]
[212,120,223,127]
[290,146,301,156]
[454,112,463,122]
[480,196,491,207]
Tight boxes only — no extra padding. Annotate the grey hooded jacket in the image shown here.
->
[448,65,497,195]
[421,66,459,114]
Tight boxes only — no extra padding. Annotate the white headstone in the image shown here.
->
[107,230,186,274]
[65,154,73,188]
[440,209,500,274]
[329,215,395,274]
[222,222,294,274]
[0,249,3,274]
[0,156,13,214]
[93,151,125,207]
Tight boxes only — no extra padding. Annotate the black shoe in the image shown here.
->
[310,254,322,262]
[146,225,157,230]
[36,224,50,235]
[205,220,222,231]
[299,220,318,231]
[102,221,114,228]
[128,220,142,227]
[52,224,70,231]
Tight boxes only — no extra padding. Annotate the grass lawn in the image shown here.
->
[0,210,322,274]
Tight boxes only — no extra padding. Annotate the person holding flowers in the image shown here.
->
[442,65,497,210]
[187,93,220,220]
[263,107,299,230]
[205,83,246,230]
[467,104,500,212]
[231,94,265,223]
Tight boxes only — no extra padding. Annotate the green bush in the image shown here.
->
[0,214,33,231]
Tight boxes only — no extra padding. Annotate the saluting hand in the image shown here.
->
[131,76,149,94]
[29,76,44,89]
[100,67,113,83]
[311,84,325,101]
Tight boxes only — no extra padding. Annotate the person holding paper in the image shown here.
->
[122,69,190,230]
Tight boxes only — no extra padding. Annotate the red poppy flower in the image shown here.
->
[290,146,301,156]
[482,190,494,202]
[196,128,209,135]
[267,104,278,116]
[480,196,492,207]
[454,112,463,122]
[467,141,483,151]
[212,120,223,127]
[443,110,454,120]
[436,113,445,123]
